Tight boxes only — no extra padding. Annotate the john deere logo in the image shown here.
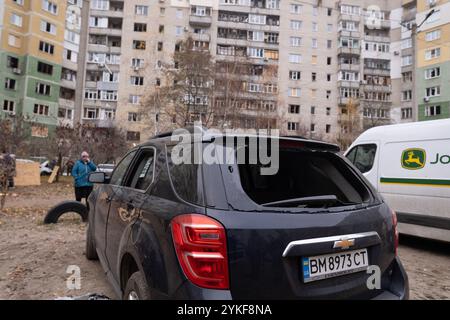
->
[402,149,426,170]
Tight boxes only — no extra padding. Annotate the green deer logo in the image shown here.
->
[401,149,426,170]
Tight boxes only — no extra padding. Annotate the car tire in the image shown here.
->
[123,271,151,300]
[85,223,98,260]
[44,201,88,224]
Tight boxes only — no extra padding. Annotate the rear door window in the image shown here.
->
[125,148,156,191]
[346,144,377,174]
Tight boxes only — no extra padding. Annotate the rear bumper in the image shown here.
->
[172,281,232,300]
[170,256,409,300]
[372,256,409,300]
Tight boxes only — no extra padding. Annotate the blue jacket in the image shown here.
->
[72,159,97,187]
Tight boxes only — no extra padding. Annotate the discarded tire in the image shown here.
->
[44,201,88,224]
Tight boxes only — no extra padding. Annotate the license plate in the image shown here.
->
[302,249,369,283]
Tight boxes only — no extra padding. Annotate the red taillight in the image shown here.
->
[171,214,229,290]
[392,209,399,256]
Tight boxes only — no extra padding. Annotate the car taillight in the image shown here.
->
[391,209,399,256]
[171,214,229,290]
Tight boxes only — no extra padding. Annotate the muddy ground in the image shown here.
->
[0,178,448,300]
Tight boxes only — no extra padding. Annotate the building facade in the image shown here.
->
[390,0,417,124]
[79,0,409,144]
[0,0,88,137]
[9,0,444,144]
[416,0,450,121]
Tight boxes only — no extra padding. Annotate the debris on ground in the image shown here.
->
[56,293,111,300]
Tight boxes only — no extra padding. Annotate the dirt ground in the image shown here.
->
[0,178,448,300]
[0,177,116,300]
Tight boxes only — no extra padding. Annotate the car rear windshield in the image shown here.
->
[237,147,372,209]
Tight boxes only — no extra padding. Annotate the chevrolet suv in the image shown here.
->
[86,127,409,300]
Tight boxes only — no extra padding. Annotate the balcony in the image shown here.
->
[402,9,417,22]
[89,27,122,37]
[62,60,78,71]
[339,63,360,71]
[339,14,361,22]
[338,80,360,89]
[379,20,391,29]
[88,43,109,52]
[60,79,77,90]
[58,98,75,109]
[364,35,390,43]
[338,97,360,106]
[97,81,119,91]
[86,63,120,73]
[217,20,279,32]
[90,9,123,18]
[191,33,211,42]
[361,83,392,93]
[364,68,390,77]
[189,15,212,26]
[338,29,361,38]
[361,98,392,103]
[401,47,414,57]
[338,47,360,56]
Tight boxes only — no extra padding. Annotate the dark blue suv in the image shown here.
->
[86,128,409,300]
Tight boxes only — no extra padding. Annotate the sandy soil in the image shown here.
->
[0,178,448,300]
[0,178,116,300]
[398,236,450,299]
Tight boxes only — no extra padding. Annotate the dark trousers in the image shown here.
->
[75,186,93,202]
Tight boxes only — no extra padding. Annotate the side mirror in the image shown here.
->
[89,172,107,184]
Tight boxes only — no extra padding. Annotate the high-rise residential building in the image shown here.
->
[390,0,417,124]
[0,0,87,137]
[82,0,124,130]
[416,0,450,121]
[58,0,88,128]
[79,0,407,144]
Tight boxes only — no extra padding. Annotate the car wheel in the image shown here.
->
[123,271,151,300]
[85,223,98,260]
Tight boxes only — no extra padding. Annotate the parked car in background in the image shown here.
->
[40,161,53,176]
[345,119,450,243]
[86,127,408,300]
[97,164,115,179]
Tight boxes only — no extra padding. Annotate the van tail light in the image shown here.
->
[391,209,399,256]
[171,214,229,290]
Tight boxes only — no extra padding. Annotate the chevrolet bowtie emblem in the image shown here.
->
[333,238,355,249]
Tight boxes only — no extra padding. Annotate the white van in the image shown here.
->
[344,119,450,242]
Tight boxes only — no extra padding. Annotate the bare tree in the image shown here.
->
[0,114,31,156]
[213,56,279,131]
[141,37,215,133]
[336,98,363,150]
[212,57,247,129]
[0,153,15,211]
[361,100,392,129]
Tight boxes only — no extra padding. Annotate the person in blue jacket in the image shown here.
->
[72,151,97,202]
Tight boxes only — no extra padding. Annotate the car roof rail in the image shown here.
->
[150,125,208,140]
[280,135,308,140]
